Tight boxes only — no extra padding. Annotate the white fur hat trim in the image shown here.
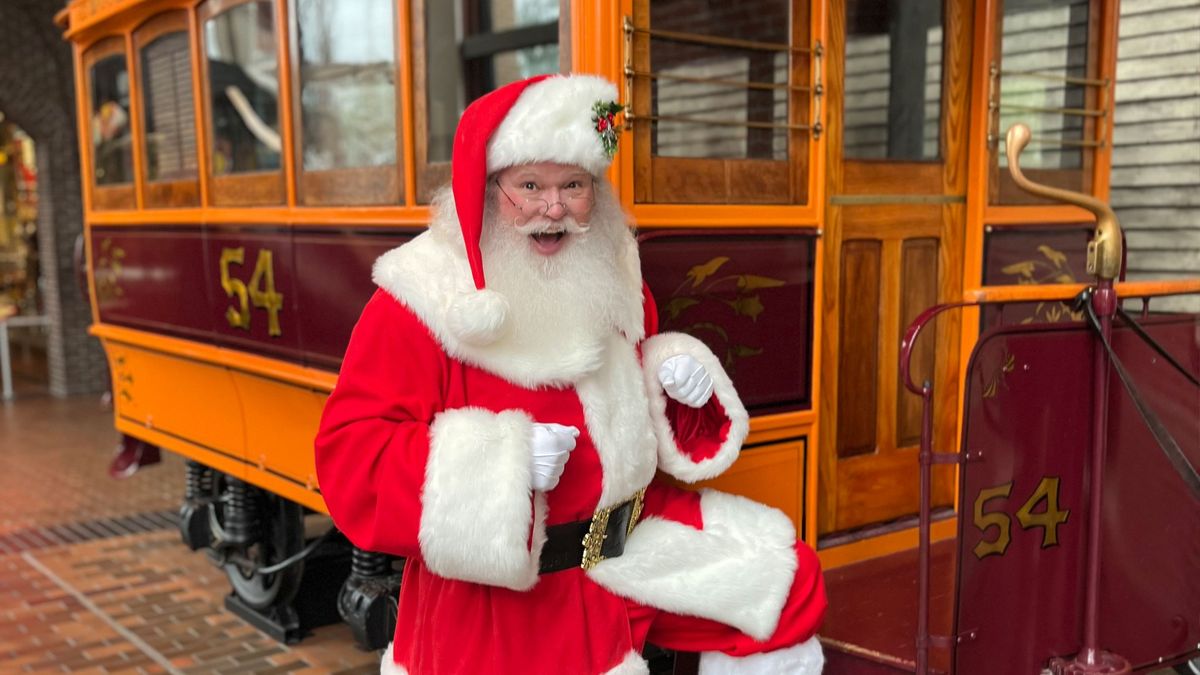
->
[487,75,619,175]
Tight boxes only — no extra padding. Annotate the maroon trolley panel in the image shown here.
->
[953,315,1200,673]
[954,325,1092,674]
[293,229,418,370]
[92,227,215,342]
[638,230,816,414]
[1098,315,1200,667]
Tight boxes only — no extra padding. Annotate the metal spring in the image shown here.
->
[183,460,213,501]
[223,478,260,545]
[350,548,390,578]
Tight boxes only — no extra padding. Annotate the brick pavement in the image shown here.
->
[0,394,383,673]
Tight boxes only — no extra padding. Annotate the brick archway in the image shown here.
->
[0,0,106,396]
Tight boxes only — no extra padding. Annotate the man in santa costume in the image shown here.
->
[315,73,827,675]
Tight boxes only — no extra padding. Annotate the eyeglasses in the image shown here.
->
[494,178,595,223]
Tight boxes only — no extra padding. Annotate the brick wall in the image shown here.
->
[0,0,108,395]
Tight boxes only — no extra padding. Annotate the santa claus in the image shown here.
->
[315,74,827,675]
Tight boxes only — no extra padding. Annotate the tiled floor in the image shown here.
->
[0,389,381,674]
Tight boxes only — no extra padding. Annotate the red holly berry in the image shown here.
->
[597,117,609,131]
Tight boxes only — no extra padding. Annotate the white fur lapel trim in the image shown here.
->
[373,232,640,387]
[698,636,825,675]
[575,336,658,508]
[587,489,797,641]
[640,332,748,482]
[420,407,546,591]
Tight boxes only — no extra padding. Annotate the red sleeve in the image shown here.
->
[314,289,449,558]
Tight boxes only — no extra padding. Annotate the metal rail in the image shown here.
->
[623,68,810,93]
[624,112,813,132]
[626,24,809,54]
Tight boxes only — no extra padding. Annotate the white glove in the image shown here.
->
[530,423,579,492]
[658,353,714,408]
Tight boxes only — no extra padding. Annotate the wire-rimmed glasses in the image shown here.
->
[494,178,595,225]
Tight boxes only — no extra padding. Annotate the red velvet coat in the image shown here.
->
[315,232,826,675]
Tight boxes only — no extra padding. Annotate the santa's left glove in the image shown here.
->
[529,423,579,492]
[658,353,714,408]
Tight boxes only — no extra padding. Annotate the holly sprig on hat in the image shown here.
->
[592,100,624,158]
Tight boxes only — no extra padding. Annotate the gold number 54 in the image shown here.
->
[219,247,283,337]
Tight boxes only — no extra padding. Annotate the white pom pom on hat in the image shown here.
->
[446,74,622,345]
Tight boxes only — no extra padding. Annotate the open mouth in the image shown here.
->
[531,231,565,245]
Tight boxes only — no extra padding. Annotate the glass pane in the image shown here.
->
[649,0,791,160]
[91,53,134,185]
[424,1,559,164]
[142,32,198,182]
[997,0,1091,171]
[843,0,943,161]
[487,0,558,31]
[298,0,396,171]
[205,1,280,175]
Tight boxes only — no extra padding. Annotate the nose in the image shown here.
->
[542,189,568,220]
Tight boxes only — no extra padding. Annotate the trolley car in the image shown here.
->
[58,0,1199,672]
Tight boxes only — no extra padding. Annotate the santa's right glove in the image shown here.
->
[529,423,579,492]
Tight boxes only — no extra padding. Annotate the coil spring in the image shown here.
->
[183,460,214,501]
[351,548,390,578]
[223,478,260,545]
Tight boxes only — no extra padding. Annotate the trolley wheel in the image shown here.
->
[223,493,305,611]
[1175,657,1200,675]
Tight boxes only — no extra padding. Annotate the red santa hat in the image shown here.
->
[445,73,623,345]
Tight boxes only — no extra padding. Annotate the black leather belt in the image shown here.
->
[539,489,646,574]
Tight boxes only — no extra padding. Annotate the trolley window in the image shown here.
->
[200,0,284,206]
[842,0,944,161]
[628,0,813,205]
[295,0,400,205]
[991,0,1103,205]
[414,0,560,202]
[136,12,200,208]
[85,37,136,210]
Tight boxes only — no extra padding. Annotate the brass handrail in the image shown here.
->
[625,112,812,132]
[624,68,810,94]
[992,102,1106,118]
[626,24,810,54]
[997,67,1109,88]
[1004,123,1122,280]
[991,134,1104,148]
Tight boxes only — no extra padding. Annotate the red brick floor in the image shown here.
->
[0,392,381,674]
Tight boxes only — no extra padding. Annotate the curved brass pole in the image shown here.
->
[1005,123,1123,281]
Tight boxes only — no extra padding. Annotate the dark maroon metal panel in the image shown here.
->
[637,230,815,413]
[292,229,418,371]
[981,225,1092,329]
[201,226,304,363]
[954,324,1093,673]
[91,227,215,342]
[1099,315,1200,667]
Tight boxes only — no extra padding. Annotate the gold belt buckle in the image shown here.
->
[580,488,646,571]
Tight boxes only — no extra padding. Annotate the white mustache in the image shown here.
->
[514,216,591,236]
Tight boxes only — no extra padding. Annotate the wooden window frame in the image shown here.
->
[84,36,137,211]
[411,0,560,203]
[291,0,404,206]
[134,11,201,208]
[988,0,1103,206]
[198,0,286,207]
[629,0,811,206]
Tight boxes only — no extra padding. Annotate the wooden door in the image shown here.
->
[817,0,973,537]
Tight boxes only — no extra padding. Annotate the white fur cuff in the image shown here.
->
[698,636,825,675]
[420,407,545,591]
[640,332,748,482]
[587,489,797,640]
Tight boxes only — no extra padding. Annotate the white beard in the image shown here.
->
[426,180,645,387]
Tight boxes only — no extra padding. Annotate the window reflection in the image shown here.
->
[205,1,280,175]
[424,0,558,164]
[91,54,134,185]
[843,0,943,161]
[297,0,396,171]
[649,0,791,161]
[998,0,1090,171]
[142,32,198,182]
